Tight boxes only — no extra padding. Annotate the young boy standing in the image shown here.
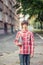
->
[15,20,34,65]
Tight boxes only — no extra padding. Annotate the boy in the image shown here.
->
[14,20,34,65]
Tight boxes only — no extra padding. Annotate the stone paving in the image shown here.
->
[0,33,43,65]
[0,45,43,65]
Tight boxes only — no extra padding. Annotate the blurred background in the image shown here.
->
[0,0,43,65]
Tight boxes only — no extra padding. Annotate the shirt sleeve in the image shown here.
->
[14,31,20,46]
[30,32,34,55]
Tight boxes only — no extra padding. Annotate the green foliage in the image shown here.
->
[16,0,43,29]
[16,0,43,16]
[38,11,43,21]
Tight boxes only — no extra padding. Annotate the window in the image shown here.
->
[0,2,3,11]
[4,0,8,6]
[5,15,9,23]
[0,12,3,21]
[9,17,11,24]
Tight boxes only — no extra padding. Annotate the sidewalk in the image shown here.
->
[0,32,43,65]
[0,45,43,65]
[0,31,17,40]
[36,33,43,40]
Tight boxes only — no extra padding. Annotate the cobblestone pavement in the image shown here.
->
[0,33,43,65]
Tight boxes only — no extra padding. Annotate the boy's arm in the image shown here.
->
[30,32,34,57]
[14,31,22,46]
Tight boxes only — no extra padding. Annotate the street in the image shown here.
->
[0,32,18,53]
[0,32,43,65]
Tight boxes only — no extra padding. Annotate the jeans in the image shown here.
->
[19,54,30,65]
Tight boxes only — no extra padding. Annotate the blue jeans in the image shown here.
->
[19,54,30,65]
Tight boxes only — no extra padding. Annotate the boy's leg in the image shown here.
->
[26,54,30,65]
[19,54,26,65]
[19,54,24,65]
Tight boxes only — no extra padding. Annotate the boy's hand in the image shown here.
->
[15,42,22,46]
[30,54,34,58]
[18,42,22,46]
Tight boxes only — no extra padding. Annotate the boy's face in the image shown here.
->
[22,24,28,30]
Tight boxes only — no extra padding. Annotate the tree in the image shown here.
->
[16,0,43,29]
[38,11,43,29]
[16,0,43,15]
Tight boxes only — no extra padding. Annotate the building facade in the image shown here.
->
[0,0,19,34]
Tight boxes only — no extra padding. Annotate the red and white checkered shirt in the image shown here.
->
[14,30,34,55]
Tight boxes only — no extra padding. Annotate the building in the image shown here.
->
[0,0,19,34]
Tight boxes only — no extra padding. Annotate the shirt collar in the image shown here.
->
[22,30,28,33]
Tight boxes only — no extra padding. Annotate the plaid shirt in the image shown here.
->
[14,30,34,55]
